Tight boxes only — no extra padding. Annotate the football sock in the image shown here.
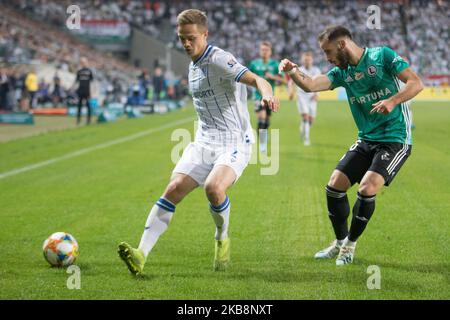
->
[209,196,231,241]
[259,128,268,151]
[257,119,265,133]
[303,120,310,141]
[326,185,350,241]
[344,238,357,247]
[348,192,376,242]
[138,197,175,258]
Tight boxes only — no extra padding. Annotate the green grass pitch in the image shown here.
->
[0,100,448,299]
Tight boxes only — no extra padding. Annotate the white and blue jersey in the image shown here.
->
[188,45,254,146]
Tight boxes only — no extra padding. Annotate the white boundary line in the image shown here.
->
[0,117,195,180]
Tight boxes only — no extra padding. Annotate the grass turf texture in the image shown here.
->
[0,100,449,299]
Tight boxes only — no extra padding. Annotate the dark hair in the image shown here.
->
[318,25,352,42]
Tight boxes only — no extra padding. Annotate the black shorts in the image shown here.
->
[336,140,412,186]
[254,100,272,116]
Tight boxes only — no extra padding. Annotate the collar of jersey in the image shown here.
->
[353,47,368,71]
[193,45,213,66]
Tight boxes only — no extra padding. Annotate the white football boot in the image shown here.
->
[336,244,356,266]
[314,240,342,259]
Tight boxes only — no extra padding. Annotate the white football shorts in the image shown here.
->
[172,141,252,186]
[297,95,317,118]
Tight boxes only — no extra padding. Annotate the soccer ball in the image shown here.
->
[43,232,79,267]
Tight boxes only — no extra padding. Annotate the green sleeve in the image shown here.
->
[248,60,255,73]
[326,67,343,89]
[382,47,409,75]
[273,60,283,76]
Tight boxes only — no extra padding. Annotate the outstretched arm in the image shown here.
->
[240,70,280,112]
[279,58,332,92]
[371,67,424,114]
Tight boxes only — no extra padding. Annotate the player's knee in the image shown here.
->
[358,183,378,197]
[328,171,351,192]
[164,178,185,204]
[204,182,225,205]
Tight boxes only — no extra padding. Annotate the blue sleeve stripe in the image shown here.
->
[235,68,249,82]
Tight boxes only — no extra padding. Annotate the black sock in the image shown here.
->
[257,120,265,132]
[348,192,376,242]
[325,185,350,241]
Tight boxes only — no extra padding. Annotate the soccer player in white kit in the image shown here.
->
[118,9,279,274]
[297,52,321,146]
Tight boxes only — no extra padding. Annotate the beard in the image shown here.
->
[336,49,350,69]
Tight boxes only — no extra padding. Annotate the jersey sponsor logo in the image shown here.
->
[192,88,215,99]
[355,72,365,80]
[349,87,392,105]
[367,65,377,77]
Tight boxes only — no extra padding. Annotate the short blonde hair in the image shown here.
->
[260,41,272,49]
[176,9,208,29]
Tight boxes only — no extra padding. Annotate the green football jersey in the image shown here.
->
[248,58,279,100]
[327,47,412,144]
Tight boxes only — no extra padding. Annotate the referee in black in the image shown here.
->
[75,57,94,125]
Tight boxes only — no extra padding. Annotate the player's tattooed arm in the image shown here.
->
[371,67,424,115]
[279,58,331,92]
[240,71,280,112]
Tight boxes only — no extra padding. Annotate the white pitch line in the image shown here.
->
[0,117,195,180]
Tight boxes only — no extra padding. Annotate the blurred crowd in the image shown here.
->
[13,0,170,39]
[0,0,448,111]
[0,63,189,111]
[4,0,448,77]
[167,0,449,75]
[0,1,188,111]
[0,65,70,111]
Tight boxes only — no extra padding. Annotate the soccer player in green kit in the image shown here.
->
[279,25,424,266]
[249,41,286,153]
